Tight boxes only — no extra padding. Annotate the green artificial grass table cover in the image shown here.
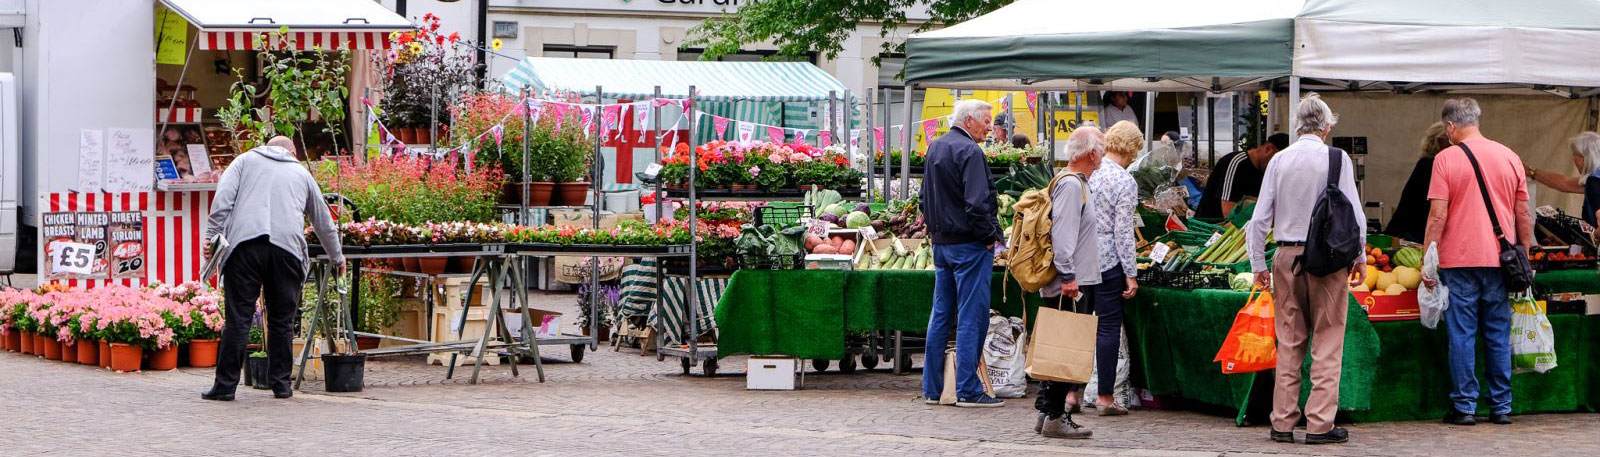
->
[713,269,1598,422]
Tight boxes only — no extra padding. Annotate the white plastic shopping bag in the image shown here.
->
[1418,242,1449,329]
[1510,291,1558,374]
[983,313,1029,398]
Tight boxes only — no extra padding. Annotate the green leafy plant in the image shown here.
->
[357,273,403,333]
[216,28,350,151]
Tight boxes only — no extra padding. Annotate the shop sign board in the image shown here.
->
[108,211,146,279]
[41,211,144,280]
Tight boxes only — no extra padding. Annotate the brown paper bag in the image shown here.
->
[1024,300,1097,384]
[938,347,995,404]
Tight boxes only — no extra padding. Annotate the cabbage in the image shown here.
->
[1230,272,1255,291]
[818,213,840,224]
[825,203,850,218]
[845,211,872,229]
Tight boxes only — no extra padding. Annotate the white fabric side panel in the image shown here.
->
[915,0,1302,39]
[1295,19,1600,87]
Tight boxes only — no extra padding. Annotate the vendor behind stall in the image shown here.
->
[1196,133,1289,219]
[1527,132,1600,226]
[1385,122,1454,241]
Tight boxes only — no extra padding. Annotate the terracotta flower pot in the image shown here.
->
[386,258,405,271]
[19,331,34,354]
[99,340,113,368]
[418,257,448,276]
[355,335,382,351]
[77,339,99,365]
[61,341,78,364]
[403,257,421,273]
[188,339,219,368]
[500,182,525,205]
[147,345,179,371]
[3,330,16,352]
[555,181,591,206]
[527,182,555,207]
[108,343,142,372]
[40,336,62,361]
[413,126,432,144]
[397,126,417,145]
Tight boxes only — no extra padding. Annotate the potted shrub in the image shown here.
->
[452,92,524,204]
[247,351,272,389]
[216,29,350,161]
[154,282,225,368]
[550,122,594,205]
[100,297,176,373]
[375,14,475,148]
[308,276,365,393]
[28,300,62,361]
[245,324,265,387]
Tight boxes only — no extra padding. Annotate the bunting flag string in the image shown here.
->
[736,121,756,142]
[921,118,940,143]
[819,131,832,147]
[874,127,885,151]
[713,115,730,139]
[849,129,862,148]
[1025,91,1038,116]
[766,125,784,143]
[792,128,808,144]
[602,104,622,141]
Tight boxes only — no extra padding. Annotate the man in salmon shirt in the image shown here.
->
[1420,98,1534,427]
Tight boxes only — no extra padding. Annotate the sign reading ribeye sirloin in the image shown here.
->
[108,211,146,279]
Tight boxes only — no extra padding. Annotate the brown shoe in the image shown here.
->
[1041,415,1093,439]
[1096,404,1128,416]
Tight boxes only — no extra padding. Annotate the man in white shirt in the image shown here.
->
[1245,95,1366,445]
[1099,92,1138,130]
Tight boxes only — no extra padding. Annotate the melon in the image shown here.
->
[1392,266,1422,290]
[1363,265,1379,290]
[1352,284,1370,292]
[1385,283,1408,295]
[1374,272,1399,292]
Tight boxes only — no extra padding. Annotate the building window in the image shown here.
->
[492,21,518,39]
[677,48,815,64]
[543,45,614,60]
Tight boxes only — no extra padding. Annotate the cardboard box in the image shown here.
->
[1354,291,1420,321]
[1587,294,1600,315]
[856,238,929,270]
[805,254,855,270]
[549,209,617,229]
[747,356,798,390]
[507,308,564,338]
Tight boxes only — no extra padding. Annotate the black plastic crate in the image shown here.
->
[736,252,805,270]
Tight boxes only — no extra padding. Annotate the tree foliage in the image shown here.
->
[686,0,1008,64]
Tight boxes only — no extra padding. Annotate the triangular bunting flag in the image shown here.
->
[736,122,756,142]
[792,129,809,144]
[713,115,731,139]
[767,125,785,143]
[922,119,939,142]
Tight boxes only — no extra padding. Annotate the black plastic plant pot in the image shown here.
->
[248,356,272,390]
[322,353,367,393]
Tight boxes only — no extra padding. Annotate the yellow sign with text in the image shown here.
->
[155,6,188,66]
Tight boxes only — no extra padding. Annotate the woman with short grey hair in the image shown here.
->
[1528,131,1600,226]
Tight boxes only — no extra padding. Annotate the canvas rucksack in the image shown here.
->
[1296,146,1364,277]
[1006,172,1087,293]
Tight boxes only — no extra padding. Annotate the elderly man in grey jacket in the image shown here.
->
[1032,127,1104,440]
[202,136,344,401]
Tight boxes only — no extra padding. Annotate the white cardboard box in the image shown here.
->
[746,356,798,390]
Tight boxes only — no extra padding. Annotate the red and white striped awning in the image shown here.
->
[200,31,394,51]
[161,0,414,51]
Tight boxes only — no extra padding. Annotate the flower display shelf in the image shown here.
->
[507,243,694,257]
[663,188,863,201]
[309,243,505,259]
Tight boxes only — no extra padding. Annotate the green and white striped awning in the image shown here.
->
[499,57,850,102]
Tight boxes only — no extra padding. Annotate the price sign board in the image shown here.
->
[108,211,146,279]
[49,242,97,276]
[1150,243,1172,264]
[73,212,110,279]
[41,212,76,279]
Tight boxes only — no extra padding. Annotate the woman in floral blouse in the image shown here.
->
[1081,121,1143,415]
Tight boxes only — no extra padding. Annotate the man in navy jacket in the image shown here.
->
[919,99,1004,407]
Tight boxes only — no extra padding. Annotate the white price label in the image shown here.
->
[858,226,879,241]
[804,218,829,239]
[1150,243,1172,264]
[49,241,97,275]
[1205,231,1223,247]
[643,163,663,178]
[1570,245,1583,256]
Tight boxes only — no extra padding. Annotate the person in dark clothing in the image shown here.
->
[201,137,345,401]
[1197,133,1289,219]
[920,99,1004,408]
[1528,132,1600,227]
[1385,122,1453,241]
[1011,133,1032,149]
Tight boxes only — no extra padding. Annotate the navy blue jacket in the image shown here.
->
[920,127,1002,245]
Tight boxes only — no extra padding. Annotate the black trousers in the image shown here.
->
[1033,265,1128,417]
[213,236,304,393]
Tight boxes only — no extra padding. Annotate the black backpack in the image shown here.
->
[1296,146,1364,277]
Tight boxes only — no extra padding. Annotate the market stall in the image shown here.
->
[25,0,413,289]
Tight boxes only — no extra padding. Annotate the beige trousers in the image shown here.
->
[1269,246,1349,434]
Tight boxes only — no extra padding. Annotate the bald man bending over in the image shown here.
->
[202,136,345,401]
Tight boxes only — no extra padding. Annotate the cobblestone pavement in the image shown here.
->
[1,285,1597,456]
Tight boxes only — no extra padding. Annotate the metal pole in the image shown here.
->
[841,89,851,159]
[521,87,532,223]
[901,84,914,198]
[685,85,700,366]
[430,86,439,155]
[1143,92,1156,151]
[652,86,663,221]
[1045,92,1056,168]
[1288,76,1302,135]
[864,88,875,201]
[827,90,836,148]
[1207,94,1217,165]
[591,85,604,350]
[882,88,892,200]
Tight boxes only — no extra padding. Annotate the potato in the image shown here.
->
[805,234,824,251]
[839,240,856,254]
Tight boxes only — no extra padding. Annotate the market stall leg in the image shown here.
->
[445,257,490,379]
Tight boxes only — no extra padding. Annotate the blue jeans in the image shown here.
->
[1440,267,1513,415]
[924,241,994,400]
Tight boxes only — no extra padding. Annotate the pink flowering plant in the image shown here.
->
[93,285,179,350]
[0,288,40,334]
[152,282,225,343]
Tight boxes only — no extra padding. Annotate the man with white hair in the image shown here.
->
[1030,126,1103,440]
[919,99,1005,408]
[202,136,345,401]
[1422,98,1532,427]
[1246,94,1363,445]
